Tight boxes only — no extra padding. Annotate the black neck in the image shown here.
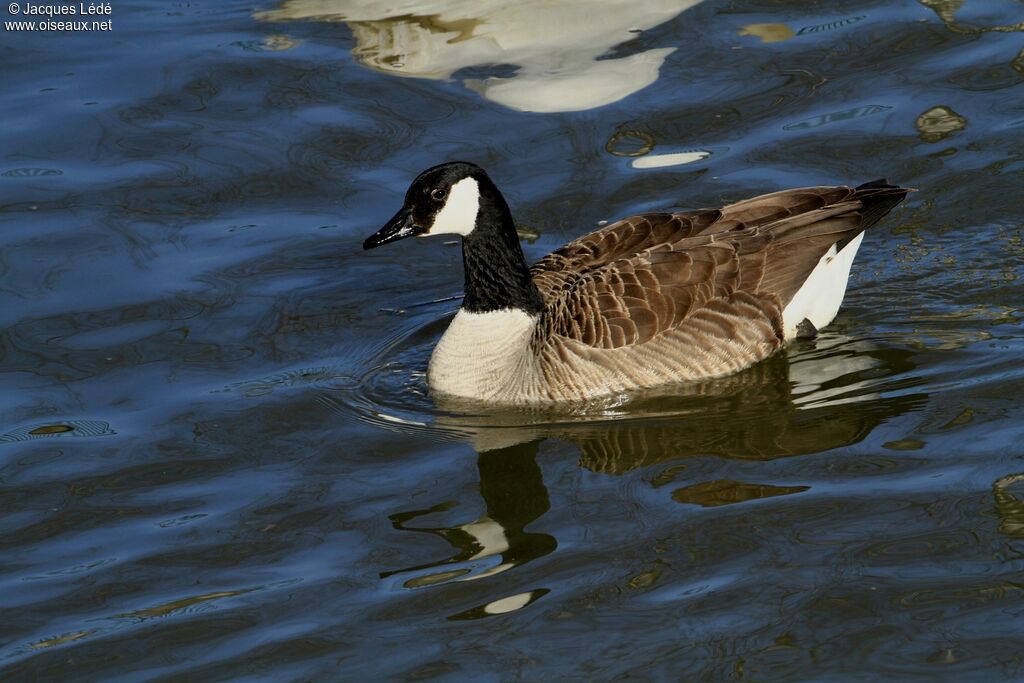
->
[461,178,545,315]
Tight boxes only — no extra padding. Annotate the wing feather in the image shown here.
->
[532,184,908,362]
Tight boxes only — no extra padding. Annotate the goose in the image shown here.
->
[363,162,909,403]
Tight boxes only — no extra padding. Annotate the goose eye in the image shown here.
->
[431,188,447,201]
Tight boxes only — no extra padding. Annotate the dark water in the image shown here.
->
[3,0,1024,679]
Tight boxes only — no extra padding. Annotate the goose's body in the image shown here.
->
[364,162,909,404]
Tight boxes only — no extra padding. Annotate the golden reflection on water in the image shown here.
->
[738,15,866,43]
[915,105,968,142]
[22,587,265,653]
[739,23,795,43]
[116,587,259,620]
[29,630,94,650]
[261,34,302,50]
[920,0,1024,73]
[255,0,703,112]
[994,473,1024,538]
[1,420,115,442]
[27,424,75,435]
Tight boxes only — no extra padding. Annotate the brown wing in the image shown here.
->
[530,210,722,299]
[533,184,907,352]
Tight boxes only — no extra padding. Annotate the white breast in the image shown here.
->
[781,232,864,340]
[428,308,542,401]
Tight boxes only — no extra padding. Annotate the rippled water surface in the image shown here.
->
[3,0,1024,679]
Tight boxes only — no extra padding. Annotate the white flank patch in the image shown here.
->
[782,232,865,340]
[631,150,711,169]
[428,308,539,400]
[428,177,480,236]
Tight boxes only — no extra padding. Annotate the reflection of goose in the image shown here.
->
[376,344,921,593]
[255,0,702,112]
[381,441,556,586]
[432,343,923,474]
[379,341,921,589]
[364,162,909,403]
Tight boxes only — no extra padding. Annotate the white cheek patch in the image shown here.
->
[428,177,480,236]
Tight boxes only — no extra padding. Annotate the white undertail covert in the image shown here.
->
[781,232,865,340]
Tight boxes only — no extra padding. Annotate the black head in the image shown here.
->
[363,161,487,250]
[364,161,544,314]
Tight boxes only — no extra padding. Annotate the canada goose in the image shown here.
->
[363,162,909,403]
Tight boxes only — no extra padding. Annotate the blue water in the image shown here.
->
[2,0,1024,679]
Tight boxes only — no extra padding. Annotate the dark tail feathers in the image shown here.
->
[854,178,911,230]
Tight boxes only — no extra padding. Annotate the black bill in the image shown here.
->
[363,209,425,250]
